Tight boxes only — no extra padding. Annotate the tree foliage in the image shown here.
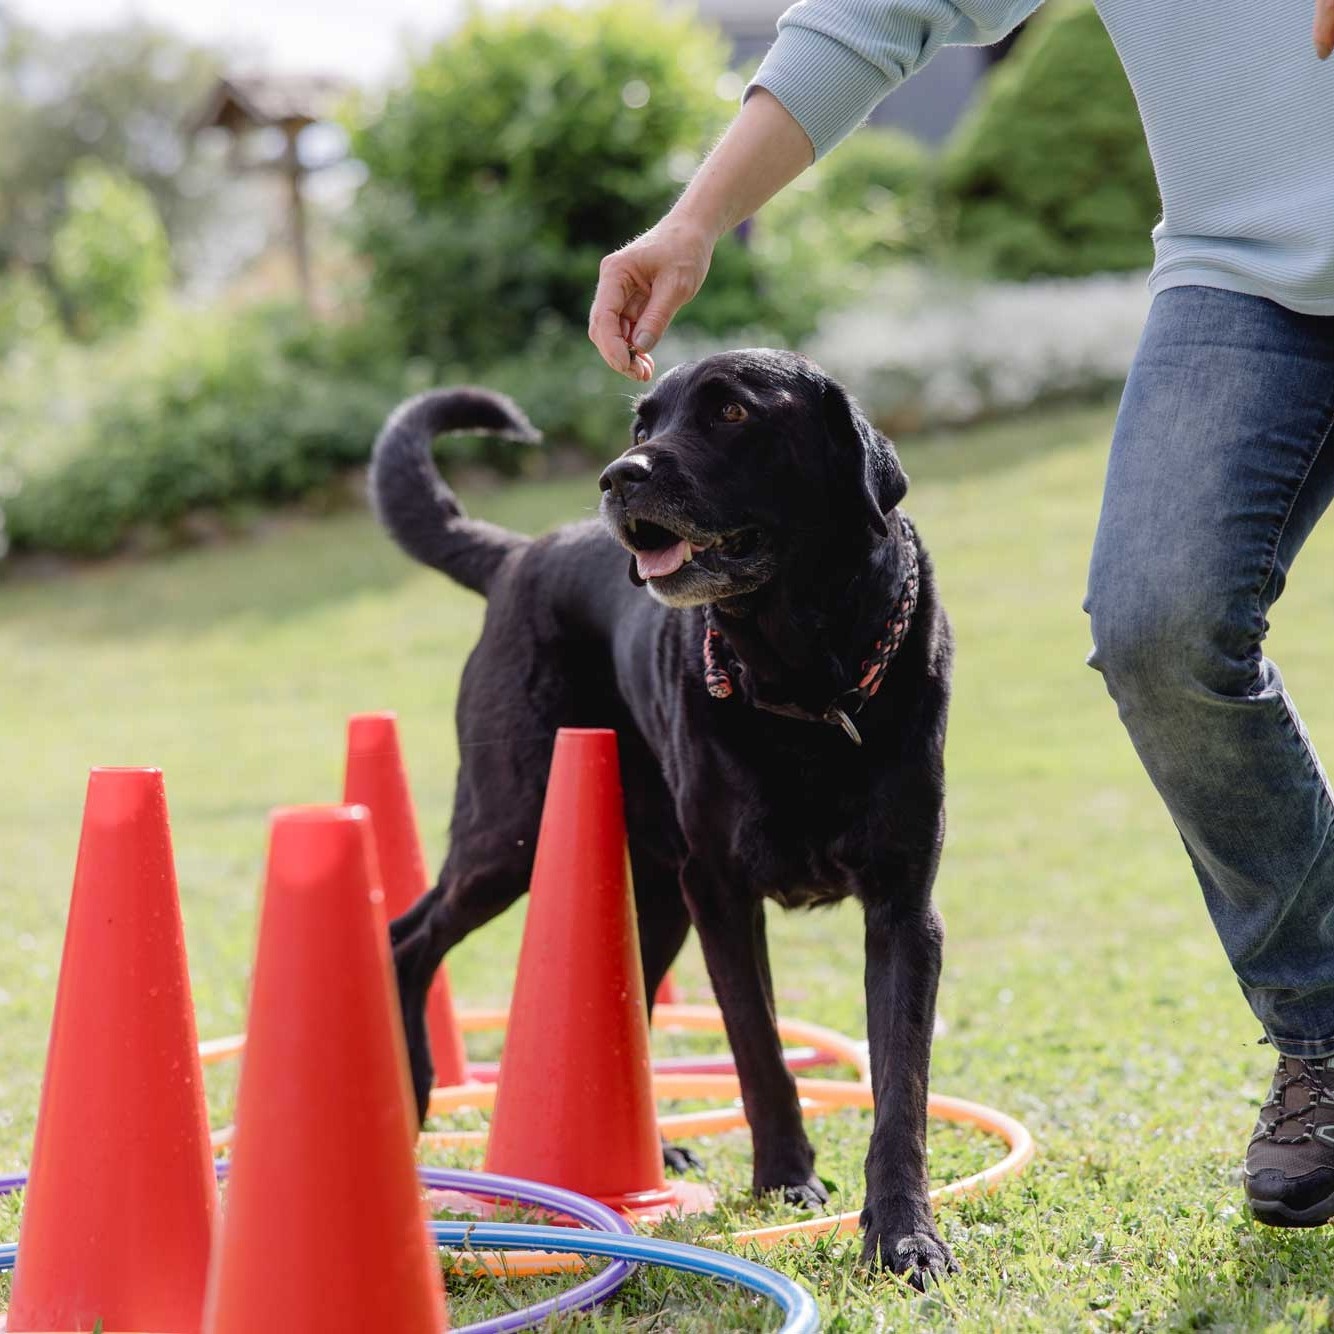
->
[757,127,932,309]
[0,15,218,276]
[348,2,805,364]
[50,161,171,339]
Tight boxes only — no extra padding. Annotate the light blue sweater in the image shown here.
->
[749,1,1334,316]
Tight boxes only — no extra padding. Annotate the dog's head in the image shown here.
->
[598,349,906,608]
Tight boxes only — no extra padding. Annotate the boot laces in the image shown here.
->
[1254,1058,1330,1145]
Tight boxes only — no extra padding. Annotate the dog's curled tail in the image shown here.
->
[369,387,541,596]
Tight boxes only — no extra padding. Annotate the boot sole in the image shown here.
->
[1247,1186,1334,1229]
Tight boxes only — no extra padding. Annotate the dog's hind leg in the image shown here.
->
[631,848,691,1015]
[392,844,533,1124]
[628,849,699,1174]
[621,733,690,1011]
[391,722,554,1123]
[682,860,826,1206]
[859,869,958,1289]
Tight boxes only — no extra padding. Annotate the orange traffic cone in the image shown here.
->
[655,972,681,1006]
[7,768,217,1334]
[201,806,446,1334]
[343,711,468,1087]
[483,728,712,1219]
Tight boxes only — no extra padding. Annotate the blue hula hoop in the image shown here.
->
[429,1222,821,1334]
[0,1170,820,1332]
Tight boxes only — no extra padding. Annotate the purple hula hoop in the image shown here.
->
[414,1166,635,1334]
[1,1164,634,1334]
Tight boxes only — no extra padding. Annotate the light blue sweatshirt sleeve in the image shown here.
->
[747,0,1046,158]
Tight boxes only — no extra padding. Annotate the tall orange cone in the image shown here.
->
[201,806,446,1334]
[483,729,711,1218]
[342,711,468,1087]
[7,768,217,1333]
[655,973,681,1006]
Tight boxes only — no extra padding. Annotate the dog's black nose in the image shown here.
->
[599,454,652,497]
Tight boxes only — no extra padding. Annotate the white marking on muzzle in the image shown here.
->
[622,453,652,473]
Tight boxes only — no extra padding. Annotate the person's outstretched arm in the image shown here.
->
[587,87,811,382]
[589,0,1044,380]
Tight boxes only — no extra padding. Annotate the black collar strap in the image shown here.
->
[702,513,921,746]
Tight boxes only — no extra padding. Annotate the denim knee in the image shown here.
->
[1085,575,1258,710]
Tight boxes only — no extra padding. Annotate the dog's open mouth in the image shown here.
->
[624,516,760,582]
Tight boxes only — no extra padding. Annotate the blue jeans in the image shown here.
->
[1086,286,1334,1057]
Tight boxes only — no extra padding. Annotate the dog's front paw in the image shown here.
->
[663,1143,704,1174]
[861,1212,958,1289]
[777,1175,830,1210]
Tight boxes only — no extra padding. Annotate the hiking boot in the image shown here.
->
[1244,1053,1334,1227]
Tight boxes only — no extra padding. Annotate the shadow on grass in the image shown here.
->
[0,470,606,643]
[0,508,418,641]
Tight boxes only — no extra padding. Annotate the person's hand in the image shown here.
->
[1317,0,1334,58]
[588,215,716,382]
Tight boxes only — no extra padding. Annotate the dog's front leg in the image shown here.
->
[682,860,826,1206]
[860,894,958,1288]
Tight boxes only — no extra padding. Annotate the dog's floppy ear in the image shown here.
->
[821,379,907,538]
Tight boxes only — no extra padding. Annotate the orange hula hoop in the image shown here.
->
[197,1003,1033,1274]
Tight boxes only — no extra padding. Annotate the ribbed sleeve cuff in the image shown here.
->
[745,24,903,161]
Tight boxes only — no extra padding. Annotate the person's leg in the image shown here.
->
[1087,285,1334,1048]
[1085,285,1334,1223]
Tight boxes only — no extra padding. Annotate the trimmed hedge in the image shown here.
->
[936,1,1159,279]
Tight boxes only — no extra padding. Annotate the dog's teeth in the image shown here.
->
[627,517,637,534]
[683,547,693,563]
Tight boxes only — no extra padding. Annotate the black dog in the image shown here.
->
[373,349,956,1286]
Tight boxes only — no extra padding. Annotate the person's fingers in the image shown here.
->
[622,288,648,332]
[592,224,711,377]
[626,348,654,382]
[588,263,643,374]
[1317,0,1334,57]
[630,275,691,355]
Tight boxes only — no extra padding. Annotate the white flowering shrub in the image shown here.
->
[654,267,1149,432]
[802,268,1150,430]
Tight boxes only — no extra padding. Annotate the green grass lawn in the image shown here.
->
[4,400,1334,1330]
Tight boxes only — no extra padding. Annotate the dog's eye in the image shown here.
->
[634,424,648,445]
[718,402,748,424]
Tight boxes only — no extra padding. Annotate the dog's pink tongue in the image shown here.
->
[635,539,689,581]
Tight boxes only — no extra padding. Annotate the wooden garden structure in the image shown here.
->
[191,74,347,307]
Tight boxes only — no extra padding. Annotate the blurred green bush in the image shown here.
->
[0,269,61,360]
[348,1,819,363]
[0,18,218,300]
[756,127,932,309]
[4,308,392,556]
[50,161,172,340]
[935,1,1158,279]
[0,303,641,558]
